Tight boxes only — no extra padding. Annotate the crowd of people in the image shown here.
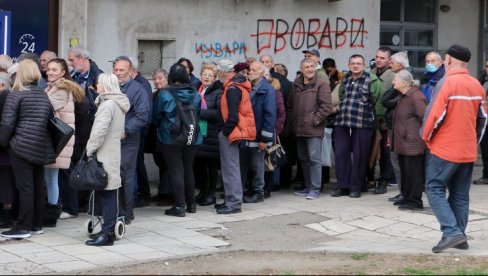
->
[0,43,486,253]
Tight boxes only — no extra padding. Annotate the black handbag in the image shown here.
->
[69,150,108,191]
[48,116,74,157]
[264,136,287,172]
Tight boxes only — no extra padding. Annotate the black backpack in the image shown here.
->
[168,90,200,145]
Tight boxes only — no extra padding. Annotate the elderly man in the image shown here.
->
[215,59,256,214]
[241,61,276,203]
[0,55,13,74]
[331,54,384,198]
[39,50,57,77]
[421,52,445,104]
[290,58,331,200]
[68,46,104,124]
[302,49,329,84]
[422,44,487,253]
[112,56,151,224]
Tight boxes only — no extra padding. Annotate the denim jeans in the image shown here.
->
[44,167,60,205]
[240,147,266,195]
[296,137,322,192]
[425,153,473,238]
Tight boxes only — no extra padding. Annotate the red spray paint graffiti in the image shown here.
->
[250,18,368,54]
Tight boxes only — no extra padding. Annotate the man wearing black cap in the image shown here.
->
[112,56,151,224]
[421,44,488,253]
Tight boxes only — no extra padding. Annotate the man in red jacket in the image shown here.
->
[422,44,488,253]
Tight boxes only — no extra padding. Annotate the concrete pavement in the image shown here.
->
[1,161,488,274]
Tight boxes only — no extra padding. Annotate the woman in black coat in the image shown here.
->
[0,60,56,239]
[194,64,223,206]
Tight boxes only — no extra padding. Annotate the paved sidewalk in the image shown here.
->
[1,163,488,274]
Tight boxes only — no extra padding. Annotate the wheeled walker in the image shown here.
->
[84,189,125,240]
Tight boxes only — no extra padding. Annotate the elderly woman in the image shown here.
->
[0,60,56,239]
[44,58,85,227]
[153,63,202,217]
[194,63,223,206]
[391,69,427,210]
[0,72,15,228]
[380,52,411,199]
[85,73,130,246]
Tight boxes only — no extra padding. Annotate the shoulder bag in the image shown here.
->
[48,114,74,157]
[264,136,287,172]
[69,150,108,191]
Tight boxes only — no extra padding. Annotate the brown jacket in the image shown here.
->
[393,86,427,156]
[289,74,331,137]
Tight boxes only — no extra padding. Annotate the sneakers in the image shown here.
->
[31,227,43,235]
[2,228,31,239]
[306,191,320,200]
[473,177,488,185]
[59,212,77,220]
[294,188,309,196]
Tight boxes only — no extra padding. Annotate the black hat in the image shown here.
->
[446,44,471,63]
[234,62,249,72]
[168,63,189,84]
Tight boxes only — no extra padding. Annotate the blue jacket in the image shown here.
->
[120,79,151,140]
[152,83,203,145]
[247,78,276,146]
[421,64,445,103]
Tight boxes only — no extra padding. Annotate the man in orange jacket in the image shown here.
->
[421,44,488,253]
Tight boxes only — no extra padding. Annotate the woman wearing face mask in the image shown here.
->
[392,70,427,211]
[421,52,445,103]
[44,58,85,227]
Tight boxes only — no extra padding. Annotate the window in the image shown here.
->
[380,0,437,68]
[137,39,176,77]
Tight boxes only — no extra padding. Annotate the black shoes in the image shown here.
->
[165,206,186,217]
[398,202,423,210]
[389,194,403,202]
[432,235,467,253]
[373,181,387,194]
[86,232,115,246]
[455,241,469,250]
[393,199,408,206]
[349,191,361,198]
[243,194,264,203]
[186,203,196,213]
[214,203,226,210]
[135,197,151,208]
[198,195,216,206]
[217,206,241,214]
[1,228,31,239]
[331,188,349,197]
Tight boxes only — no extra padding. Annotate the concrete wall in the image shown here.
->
[438,0,480,74]
[59,0,380,75]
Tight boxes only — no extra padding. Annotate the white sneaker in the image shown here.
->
[59,212,77,219]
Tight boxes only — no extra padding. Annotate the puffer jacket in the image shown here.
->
[289,74,332,137]
[197,81,223,159]
[0,85,56,165]
[45,78,83,169]
[86,92,130,190]
[246,78,276,146]
[392,86,427,156]
[152,83,203,145]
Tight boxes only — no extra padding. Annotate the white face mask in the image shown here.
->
[425,64,438,73]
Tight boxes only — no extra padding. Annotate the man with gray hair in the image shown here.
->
[215,59,256,214]
[39,50,57,77]
[241,61,276,203]
[68,46,104,124]
[421,51,445,103]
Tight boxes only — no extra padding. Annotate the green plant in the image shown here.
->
[351,252,369,261]
[454,266,487,275]
[400,267,436,275]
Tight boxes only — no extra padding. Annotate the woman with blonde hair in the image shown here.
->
[0,60,56,239]
[85,73,130,246]
[43,58,85,227]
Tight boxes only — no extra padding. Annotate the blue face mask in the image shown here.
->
[425,64,438,73]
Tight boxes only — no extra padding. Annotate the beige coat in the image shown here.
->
[86,93,130,190]
[45,78,79,169]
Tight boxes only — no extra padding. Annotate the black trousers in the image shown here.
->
[194,157,219,197]
[136,128,151,200]
[96,189,118,233]
[0,166,15,204]
[398,154,424,206]
[9,151,45,231]
[379,129,395,181]
[160,144,198,207]
[481,133,488,178]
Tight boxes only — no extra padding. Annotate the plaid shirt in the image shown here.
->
[334,71,375,128]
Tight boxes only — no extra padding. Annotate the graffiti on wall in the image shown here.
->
[195,41,248,59]
[250,17,368,54]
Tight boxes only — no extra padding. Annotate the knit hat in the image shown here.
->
[446,44,471,63]
[233,62,249,72]
[168,63,189,84]
[217,59,235,72]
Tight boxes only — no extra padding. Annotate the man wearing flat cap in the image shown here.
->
[215,59,256,214]
[421,44,488,253]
